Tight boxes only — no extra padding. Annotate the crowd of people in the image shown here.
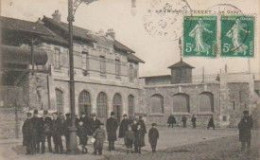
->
[22,110,159,156]
[22,109,253,156]
[167,114,215,129]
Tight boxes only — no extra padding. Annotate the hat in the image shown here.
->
[43,110,48,115]
[152,123,157,126]
[53,112,58,115]
[91,113,96,116]
[33,109,38,114]
[243,110,249,114]
[123,114,127,117]
[111,112,115,116]
[65,113,70,117]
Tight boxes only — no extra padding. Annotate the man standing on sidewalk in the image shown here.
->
[238,110,253,153]
[106,112,118,151]
[22,112,33,154]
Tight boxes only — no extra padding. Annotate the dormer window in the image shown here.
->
[82,51,89,71]
[54,47,61,69]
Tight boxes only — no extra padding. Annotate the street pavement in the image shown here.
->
[0,126,238,160]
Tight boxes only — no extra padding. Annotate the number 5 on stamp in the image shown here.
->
[183,16,217,57]
[221,16,254,57]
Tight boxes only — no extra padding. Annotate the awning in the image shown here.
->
[1,45,48,65]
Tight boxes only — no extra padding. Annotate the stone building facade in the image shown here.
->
[140,60,259,127]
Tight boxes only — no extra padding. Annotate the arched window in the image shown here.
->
[113,93,122,121]
[78,90,91,117]
[150,94,164,113]
[128,95,135,118]
[55,89,64,113]
[97,92,107,120]
[199,92,214,112]
[172,93,190,113]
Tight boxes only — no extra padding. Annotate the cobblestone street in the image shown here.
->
[0,127,249,160]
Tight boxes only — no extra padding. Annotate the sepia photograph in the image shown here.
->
[0,0,259,159]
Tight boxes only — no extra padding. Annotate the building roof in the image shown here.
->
[168,59,194,69]
[42,16,144,63]
[42,16,95,43]
[1,16,68,46]
[0,16,53,36]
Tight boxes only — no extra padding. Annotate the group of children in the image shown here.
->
[124,122,159,154]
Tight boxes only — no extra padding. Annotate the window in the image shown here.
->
[150,94,164,113]
[199,92,214,112]
[97,92,107,119]
[82,51,89,70]
[54,48,61,69]
[129,64,134,82]
[55,89,64,113]
[100,56,106,75]
[78,90,91,117]
[113,93,122,121]
[172,93,190,113]
[128,95,135,118]
[115,59,121,78]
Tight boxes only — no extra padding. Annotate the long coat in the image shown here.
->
[167,115,176,124]
[77,125,88,146]
[137,120,146,146]
[89,118,101,135]
[119,118,130,138]
[238,116,253,142]
[106,117,118,141]
[135,128,145,147]
[148,128,159,146]
[22,118,33,146]
[31,116,42,143]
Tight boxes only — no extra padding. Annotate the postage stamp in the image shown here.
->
[183,16,217,57]
[221,16,254,57]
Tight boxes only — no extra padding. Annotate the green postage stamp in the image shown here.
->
[183,16,217,57]
[221,16,254,57]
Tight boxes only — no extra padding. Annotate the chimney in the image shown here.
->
[106,28,115,39]
[52,10,61,22]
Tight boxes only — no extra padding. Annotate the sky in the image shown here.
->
[1,0,260,77]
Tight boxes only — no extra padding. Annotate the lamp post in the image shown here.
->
[67,0,96,154]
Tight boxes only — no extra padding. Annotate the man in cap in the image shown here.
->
[22,112,33,154]
[106,112,119,151]
[119,114,131,138]
[238,110,253,153]
[89,113,101,135]
[63,113,71,153]
[52,112,64,154]
[148,123,159,153]
[93,122,106,155]
[31,109,41,154]
[41,110,53,153]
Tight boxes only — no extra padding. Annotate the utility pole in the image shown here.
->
[68,0,78,154]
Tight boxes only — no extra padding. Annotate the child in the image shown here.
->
[135,124,144,154]
[93,123,106,155]
[124,125,135,153]
[148,123,159,153]
[77,121,88,154]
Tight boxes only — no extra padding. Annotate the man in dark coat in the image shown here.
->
[181,115,187,128]
[148,123,159,153]
[77,120,88,154]
[167,114,176,128]
[106,112,119,151]
[119,114,130,138]
[42,110,53,153]
[22,112,33,155]
[191,114,197,128]
[52,112,64,154]
[207,115,215,130]
[63,113,71,153]
[135,124,145,154]
[238,110,253,153]
[89,113,101,135]
[137,116,147,147]
[31,109,42,154]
